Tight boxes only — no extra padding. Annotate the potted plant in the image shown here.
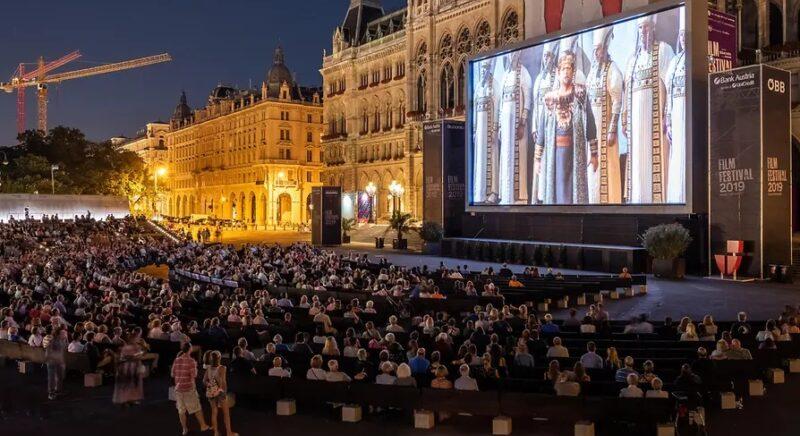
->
[417,221,443,255]
[386,211,414,250]
[640,223,692,279]
[341,218,354,244]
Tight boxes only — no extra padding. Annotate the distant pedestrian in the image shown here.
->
[43,324,68,400]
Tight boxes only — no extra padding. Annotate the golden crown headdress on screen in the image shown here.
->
[557,35,579,68]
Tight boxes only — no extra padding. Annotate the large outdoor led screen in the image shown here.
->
[469,5,686,208]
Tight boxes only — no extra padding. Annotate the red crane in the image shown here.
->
[2,51,171,134]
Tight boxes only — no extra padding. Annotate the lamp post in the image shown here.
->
[365,181,376,223]
[50,164,59,195]
[388,180,404,215]
[154,166,167,219]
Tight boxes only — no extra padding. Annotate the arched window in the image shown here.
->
[457,28,472,56]
[501,10,520,44]
[457,61,466,108]
[439,34,454,61]
[361,108,369,133]
[416,74,427,113]
[475,20,492,52]
[440,63,455,111]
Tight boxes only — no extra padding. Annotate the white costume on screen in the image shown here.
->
[665,15,686,203]
[623,16,674,204]
[586,28,623,204]
[531,42,559,203]
[497,54,532,204]
[473,60,500,203]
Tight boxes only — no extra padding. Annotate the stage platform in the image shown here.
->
[442,237,647,274]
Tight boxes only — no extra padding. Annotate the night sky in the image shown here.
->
[0,0,406,144]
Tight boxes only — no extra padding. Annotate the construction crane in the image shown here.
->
[1,52,172,133]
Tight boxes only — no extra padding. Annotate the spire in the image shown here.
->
[273,45,285,65]
[179,90,187,105]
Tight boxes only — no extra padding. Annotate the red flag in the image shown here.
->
[545,0,565,33]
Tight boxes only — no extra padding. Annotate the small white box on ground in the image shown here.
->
[610,291,620,300]
[342,404,362,422]
[657,423,675,436]
[639,285,648,295]
[414,409,435,429]
[17,361,33,374]
[748,379,764,396]
[788,359,800,373]
[575,421,595,436]
[720,392,736,409]
[168,386,176,401]
[84,373,102,387]
[277,399,296,416]
[537,302,549,312]
[557,298,568,309]
[493,416,512,435]
[576,295,587,305]
[767,368,785,384]
[624,287,635,297]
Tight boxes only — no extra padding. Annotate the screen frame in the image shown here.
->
[465,0,697,215]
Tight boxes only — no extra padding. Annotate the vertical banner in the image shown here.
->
[423,122,444,226]
[761,66,792,269]
[356,191,372,224]
[311,186,342,246]
[709,66,762,277]
[423,120,466,236]
[708,9,737,72]
[709,65,792,278]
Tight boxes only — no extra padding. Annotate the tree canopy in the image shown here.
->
[0,127,157,209]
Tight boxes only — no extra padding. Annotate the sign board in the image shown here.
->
[708,9,737,72]
[311,186,342,246]
[708,65,791,278]
[423,120,466,236]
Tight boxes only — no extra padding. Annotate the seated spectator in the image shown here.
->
[454,364,479,391]
[710,339,728,360]
[605,346,621,370]
[756,320,779,342]
[619,373,644,398]
[409,348,430,375]
[680,322,699,341]
[615,356,639,383]
[375,361,397,385]
[513,344,535,368]
[325,360,351,382]
[640,360,657,385]
[386,315,405,333]
[701,315,718,337]
[563,308,581,328]
[507,275,524,288]
[580,342,604,369]
[67,332,85,353]
[725,339,753,360]
[580,316,597,334]
[540,314,560,334]
[546,337,569,358]
[674,364,702,390]
[394,363,417,387]
[645,377,669,399]
[306,355,327,381]
[230,347,257,375]
[321,337,340,356]
[572,361,590,382]
[268,356,291,378]
[730,311,752,338]
[759,337,777,350]
[545,360,561,382]
[431,366,452,389]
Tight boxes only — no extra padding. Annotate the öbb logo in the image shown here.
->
[767,78,786,94]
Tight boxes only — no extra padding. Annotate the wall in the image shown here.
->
[0,194,130,221]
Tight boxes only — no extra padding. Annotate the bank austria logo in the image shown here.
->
[767,77,786,94]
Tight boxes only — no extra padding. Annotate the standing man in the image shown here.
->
[171,342,211,435]
[472,59,500,204]
[44,324,68,400]
[497,51,533,205]
[586,27,623,204]
[535,37,594,204]
[665,13,687,203]
[531,41,559,203]
[622,15,674,204]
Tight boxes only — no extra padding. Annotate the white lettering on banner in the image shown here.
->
[766,157,788,196]
[717,158,755,196]
[767,78,786,94]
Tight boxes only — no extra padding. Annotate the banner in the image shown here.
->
[708,9,737,72]
[708,65,792,278]
[423,120,466,236]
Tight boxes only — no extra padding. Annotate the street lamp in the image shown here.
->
[388,180,404,214]
[365,181,377,223]
[154,166,167,219]
[50,164,59,195]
